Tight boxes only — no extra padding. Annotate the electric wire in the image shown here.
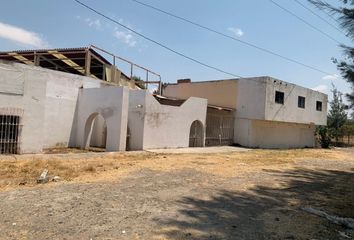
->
[130,0,333,75]
[293,0,346,36]
[73,0,243,78]
[268,0,341,44]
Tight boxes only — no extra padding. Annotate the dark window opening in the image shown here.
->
[298,96,306,108]
[275,91,284,104]
[316,101,322,111]
[0,115,20,154]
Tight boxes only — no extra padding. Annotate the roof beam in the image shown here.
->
[7,52,34,66]
[39,55,71,73]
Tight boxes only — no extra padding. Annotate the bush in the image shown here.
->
[316,126,332,148]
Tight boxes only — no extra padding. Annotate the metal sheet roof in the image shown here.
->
[0,46,112,79]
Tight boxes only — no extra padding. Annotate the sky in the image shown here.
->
[0,0,352,99]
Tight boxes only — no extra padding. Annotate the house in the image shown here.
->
[0,46,328,154]
[163,77,328,148]
[0,47,206,154]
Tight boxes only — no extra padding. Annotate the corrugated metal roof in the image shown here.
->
[0,46,112,79]
[0,47,88,54]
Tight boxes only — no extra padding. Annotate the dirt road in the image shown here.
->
[0,148,353,239]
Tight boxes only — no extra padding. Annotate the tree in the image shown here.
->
[132,76,146,89]
[316,85,348,148]
[327,84,348,144]
[341,119,354,145]
[316,125,332,148]
[309,0,354,117]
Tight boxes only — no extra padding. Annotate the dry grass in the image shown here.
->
[0,148,352,191]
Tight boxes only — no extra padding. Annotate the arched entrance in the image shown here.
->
[189,120,204,147]
[84,113,107,151]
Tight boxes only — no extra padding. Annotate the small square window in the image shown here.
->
[275,91,284,104]
[316,101,322,111]
[298,96,305,108]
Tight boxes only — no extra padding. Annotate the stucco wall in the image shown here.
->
[128,90,208,150]
[264,77,327,125]
[0,61,46,153]
[163,80,237,109]
[235,77,267,120]
[0,61,114,153]
[250,120,316,148]
[74,87,129,152]
[164,77,328,126]
[127,90,146,150]
[42,67,111,148]
[233,117,252,147]
[234,118,316,148]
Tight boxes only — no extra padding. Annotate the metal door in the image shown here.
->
[205,110,234,146]
[189,120,204,147]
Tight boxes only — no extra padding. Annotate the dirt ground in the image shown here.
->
[0,148,353,240]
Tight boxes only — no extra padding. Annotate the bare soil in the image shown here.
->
[0,148,353,239]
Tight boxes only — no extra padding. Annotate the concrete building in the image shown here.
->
[0,46,327,154]
[127,91,207,150]
[0,47,207,154]
[163,77,328,148]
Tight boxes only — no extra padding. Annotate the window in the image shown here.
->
[316,101,322,111]
[0,115,20,154]
[275,91,284,104]
[298,96,305,109]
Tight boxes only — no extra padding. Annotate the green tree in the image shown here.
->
[132,76,146,89]
[341,120,354,145]
[327,84,348,144]
[316,125,332,148]
[309,0,354,117]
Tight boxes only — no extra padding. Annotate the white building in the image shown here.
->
[163,77,328,148]
[0,47,328,154]
[0,48,207,154]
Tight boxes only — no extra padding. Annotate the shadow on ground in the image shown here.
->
[155,168,354,240]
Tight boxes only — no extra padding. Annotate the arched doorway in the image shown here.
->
[84,113,107,151]
[189,120,204,147]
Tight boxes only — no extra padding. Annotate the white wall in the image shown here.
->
[128,90,208,150]
[127,90,146,150]
[0,61,114,153]
[74,87,129,152]
[89,115,106,148]
[233,117,252,147]
[235,77,267,120]
[164,77,328,126]
[164,77,326,149]
[0,61,46,153]
[264,77,327,125]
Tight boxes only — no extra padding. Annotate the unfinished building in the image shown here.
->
[0,45,328,154]
[0,46,207,154]
[163,77,328,149]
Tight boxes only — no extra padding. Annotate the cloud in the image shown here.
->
[76,16,138,47]
[0,22,49,48]
[85,18,102,30]
[312,84,329,94]
[322,74,339,81]
[228,27,244,37]
[76,16,103,30]
[112,18,138,47]
[114,29,137,47]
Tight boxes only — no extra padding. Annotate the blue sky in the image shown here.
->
[0,0,351,97]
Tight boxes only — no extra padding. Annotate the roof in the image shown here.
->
[153,94,185,106]
[0,47,117,80]
[154,94,235,111]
